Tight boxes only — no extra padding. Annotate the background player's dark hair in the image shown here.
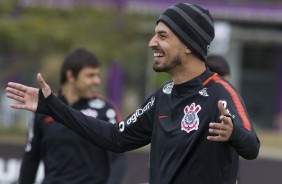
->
[206,55,230,77]
[60,48,100,84]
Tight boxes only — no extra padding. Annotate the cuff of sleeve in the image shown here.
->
[35,89,50,114]
[228,119,240,143]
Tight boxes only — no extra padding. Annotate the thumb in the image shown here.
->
[37,73,51,98]
[218,100,228,116]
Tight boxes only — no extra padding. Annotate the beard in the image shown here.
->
[153,49,182,72]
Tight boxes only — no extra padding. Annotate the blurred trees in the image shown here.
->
[0,1,156,90]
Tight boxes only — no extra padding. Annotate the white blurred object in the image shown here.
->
[209,21,232,55]
[0,91,33,129]
[0,158,44,184]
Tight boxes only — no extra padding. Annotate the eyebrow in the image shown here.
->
[155,30,168,35]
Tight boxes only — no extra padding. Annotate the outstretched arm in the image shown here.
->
[6,74,127,152]
[7,73,153,153]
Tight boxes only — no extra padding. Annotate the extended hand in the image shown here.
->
[6,73,51,112]
[207,101,233,142]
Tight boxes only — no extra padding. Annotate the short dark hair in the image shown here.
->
[206,55,230,77]
[60,48,100,84]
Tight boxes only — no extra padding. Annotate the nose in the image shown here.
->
[148,35,158,48]
[93,76,101,85]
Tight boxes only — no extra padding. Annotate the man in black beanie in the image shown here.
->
[7,3,260,184]
[156,3,214,61]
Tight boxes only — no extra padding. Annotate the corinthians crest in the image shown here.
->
[181,103,201,133]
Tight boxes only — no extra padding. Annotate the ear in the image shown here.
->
[66,70,75,83]
[185,47,192,54]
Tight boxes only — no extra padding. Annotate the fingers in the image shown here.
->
[209,122,227,131]
[218,100,228,117]
[207,135,226,142]
[6,87,25,98]
[208,122,228,139]
[6,85,25,103]
[218,101,232,125]
[10,104,34,111]
[208,128,227,136]
[219,115,231,124]
[6,92,33,111]
[37,73,46,88]
[10,104,28,110]
[6,93,25,103]
[207,121,233,142]
[7,82,28,93]
[37,73,51,98]
[207,100,234,142]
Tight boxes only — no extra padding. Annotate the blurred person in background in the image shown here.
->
[7,3,260,184]
[206,54,240,184]
[206,55,231,81]
[18,48,127,184]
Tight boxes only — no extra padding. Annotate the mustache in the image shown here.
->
[152,47,164,52]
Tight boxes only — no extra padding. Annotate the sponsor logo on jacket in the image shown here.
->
[118,96,155,132]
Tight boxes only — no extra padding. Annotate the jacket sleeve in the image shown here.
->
[215,87,260,160]
[18,115,41,184]
[38,90,156,153]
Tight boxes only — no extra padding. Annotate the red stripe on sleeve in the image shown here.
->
[203,73,218,86]
[213,76,252,131]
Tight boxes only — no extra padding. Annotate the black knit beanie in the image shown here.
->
[157,3,215,61]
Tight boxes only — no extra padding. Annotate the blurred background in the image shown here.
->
[0,0,282,183]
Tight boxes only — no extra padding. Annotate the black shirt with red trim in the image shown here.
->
[19,92,127,184]
[37,70,260,184]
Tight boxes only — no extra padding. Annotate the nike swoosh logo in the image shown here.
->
[158,115,168,120]
[44,116,54,123]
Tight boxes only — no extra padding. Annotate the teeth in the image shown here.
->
[154,53,163,57]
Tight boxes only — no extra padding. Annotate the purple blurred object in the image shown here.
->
[107,62,123,108]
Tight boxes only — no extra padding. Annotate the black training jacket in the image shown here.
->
[37,70,260,184]
[19,92,127,184]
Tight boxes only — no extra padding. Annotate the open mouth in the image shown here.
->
[154,52,164,57]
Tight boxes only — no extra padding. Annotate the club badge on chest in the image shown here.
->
[181,103,202,134]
